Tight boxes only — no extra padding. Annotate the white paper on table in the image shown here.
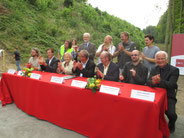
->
[99,85,120,96]
[7,69,16,74]
[50,76,64,84]
[17,71,24,76]
[30,73,41,80]
[71,80,87,88]
[130,89,155,102]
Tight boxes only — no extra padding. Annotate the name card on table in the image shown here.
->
[71,80,87,88]
[130,89,155,102]
[17,71,24,76]
[30,73,41,80]
[99,85,120,96]
[7,69,16,74]
[50,76,64,84]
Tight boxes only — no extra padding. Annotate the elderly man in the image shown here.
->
[72,50,95,77]
[147,51,179,133]
[39,48,59,73]
[142,34,160,72]
[120,50,148,85]
[96,35,116,64]
[113,32,137,73]
[97,51,119,81]
[79,33,96,61]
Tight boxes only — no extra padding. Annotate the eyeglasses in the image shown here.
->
[131,54,138,57]
[156,58,166,60]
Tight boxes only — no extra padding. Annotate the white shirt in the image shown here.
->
[96,44,116,64]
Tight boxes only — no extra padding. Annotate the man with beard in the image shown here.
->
[113,32,137,74]
[141,34,160,73]
[78,33,96,61]
[120,50,148,85]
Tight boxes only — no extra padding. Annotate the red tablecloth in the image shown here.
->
[0,71,170,138]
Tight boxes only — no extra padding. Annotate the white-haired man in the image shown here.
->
[79,33,96,61]
[147,51,179,133]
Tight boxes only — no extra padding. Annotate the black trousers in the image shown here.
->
[165,97,177,124]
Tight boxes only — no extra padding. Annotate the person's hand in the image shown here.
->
[152,74,160,84]
[130,69,136,77]
[102,45,109,52]
[73,60,77,71]
[77,62,83,70]
[119,73,124,81]
[58,62,62,72]
[141,52,145,59]
[118,44,124,51]
[97,68,104,78]
[38,56,46,66]
[25,63,32,68]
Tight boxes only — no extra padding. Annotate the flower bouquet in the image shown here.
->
[22,67,34,77]
[86,77,101,93]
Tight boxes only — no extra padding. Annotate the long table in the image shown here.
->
[0,71,170,138]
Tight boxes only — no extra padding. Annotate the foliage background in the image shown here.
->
[0,0,145,63]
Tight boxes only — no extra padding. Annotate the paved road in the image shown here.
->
[0,102,184,138]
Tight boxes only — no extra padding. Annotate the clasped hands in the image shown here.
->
[119,69,136,81]
[38,56,47,66]
[152,74,160,85]
[73,61,83,71]
[118,44,125,52]
[96,68,104,79]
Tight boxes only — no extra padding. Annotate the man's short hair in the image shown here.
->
[101,51,111,61]
[83,33,90,38]
[155,51,168,59]
[145,34,154,42]
[46,48,54,53]
[80,50,89,59]
[121,32,129,38]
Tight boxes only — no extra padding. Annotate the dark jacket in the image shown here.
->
[97,61,119,82]
[147,64,179,99]
[40,56,59,73]
[72,59,96,78]
[123,61,148,85]
[79,42,96,61]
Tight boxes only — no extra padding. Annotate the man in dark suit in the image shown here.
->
[72,50,95,77]
[79,33,96,61]
[39,48,59,73]
[147,51,179,133]
[97,51,119,81]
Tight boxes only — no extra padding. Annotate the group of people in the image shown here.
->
[23,32,179,134]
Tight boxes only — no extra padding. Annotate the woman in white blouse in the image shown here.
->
[96,35,116,64]
[57,52,73,75]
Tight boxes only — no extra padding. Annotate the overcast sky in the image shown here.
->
[87,0,169,30]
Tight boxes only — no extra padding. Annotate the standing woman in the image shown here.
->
[72,39,78,61]
[58,40,76,62]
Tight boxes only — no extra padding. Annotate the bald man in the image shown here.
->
[120,50,148,85]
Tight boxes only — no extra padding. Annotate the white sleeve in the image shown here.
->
[96,44,103,53]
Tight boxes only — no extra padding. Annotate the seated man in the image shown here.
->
[39,48,59,73]
[147,51,179,133]
[120,50,148,85]
[97,51,119,81]
[72,50,95,77]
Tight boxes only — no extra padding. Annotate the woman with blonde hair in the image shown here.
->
[57,52,73,75]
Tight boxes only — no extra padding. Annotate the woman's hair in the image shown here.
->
[64,40,72,49]
[32,48,40,57]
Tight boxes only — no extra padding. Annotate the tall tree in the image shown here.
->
[164,0,172,59]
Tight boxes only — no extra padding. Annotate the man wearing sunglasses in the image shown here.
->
[120,50,148,85]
